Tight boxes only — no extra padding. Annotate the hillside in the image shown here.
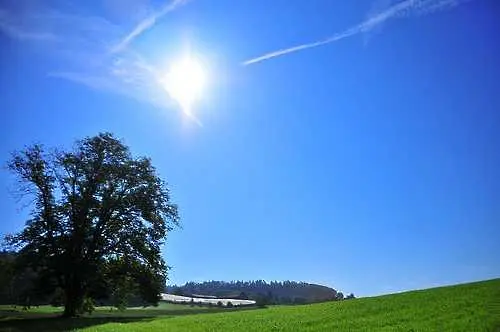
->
[166,280,342,304]
[2,278,498,331]
[91,278,500,331]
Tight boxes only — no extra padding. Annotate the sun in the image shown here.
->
[161,56,206,115]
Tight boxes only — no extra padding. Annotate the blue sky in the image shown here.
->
[0,0,499,297]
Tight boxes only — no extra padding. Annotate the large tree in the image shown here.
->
[5,133,179,317]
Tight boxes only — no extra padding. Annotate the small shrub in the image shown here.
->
[81,296,95,315]
[255,296,268,308]
[226,301,233,308]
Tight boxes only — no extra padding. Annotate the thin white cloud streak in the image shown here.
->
[363,0,470,45]
[243,0,470,65]
[362,0,392,46]
[0,9,58,41]
[0,1,202,126]
[0,23,57,41]
[243,0,415,65]
[110,0,189,53]
[48,72,121,92]
[0,2,186,118]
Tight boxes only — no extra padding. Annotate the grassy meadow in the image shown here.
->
[1,278,498,332]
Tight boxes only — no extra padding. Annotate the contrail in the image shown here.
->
[243,0,470,66]
[111,0,189,53]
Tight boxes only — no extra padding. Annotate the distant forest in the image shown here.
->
[1,250,354,307]
[166,280,355,305]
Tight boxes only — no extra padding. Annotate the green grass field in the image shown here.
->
[1,278,499,332]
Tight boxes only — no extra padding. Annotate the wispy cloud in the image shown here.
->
[243,0,473,66]
[0,25,57,41]
[111,0,189,54]
[0,0,190,113]
[0,8,58,41]
[363,0,470,45]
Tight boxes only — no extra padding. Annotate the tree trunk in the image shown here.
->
[62,276,84,317]
[62,299,78,317]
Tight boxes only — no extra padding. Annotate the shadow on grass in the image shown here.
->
[0,306,261,332]
[0,315,153,332]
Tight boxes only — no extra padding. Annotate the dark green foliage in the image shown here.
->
[5,133,180,317]
[216,301,223,307]
[82,297,95,315]
[0,251,47,306]
[0,251,19,304]
[345,293,355,300]
[110,276,134,311]
[266,291,274,305]
[0,251,15,302]
[50,288,65,307]
[255,295,268,308]
[292,297,307,305]
[226,301,233,308]
[172,287,183,296]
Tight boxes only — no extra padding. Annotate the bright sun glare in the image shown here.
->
[162,56,206,115]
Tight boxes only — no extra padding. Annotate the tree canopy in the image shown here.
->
[5,133,179,317]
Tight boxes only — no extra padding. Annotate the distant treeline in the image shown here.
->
[0,250,152,308]
[1,250,354,307]
[166,280,355,305]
